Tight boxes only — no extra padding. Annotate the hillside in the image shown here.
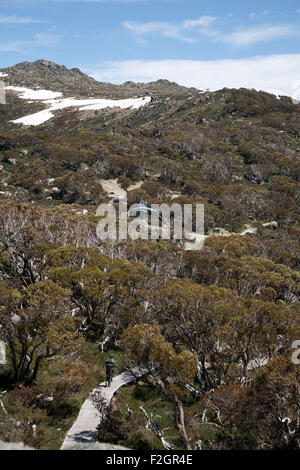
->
[1,61,300,234]
[0,60,299,451]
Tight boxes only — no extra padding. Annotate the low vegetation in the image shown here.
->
[0,62,299,450]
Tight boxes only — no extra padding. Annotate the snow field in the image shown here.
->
[6,86,151,126]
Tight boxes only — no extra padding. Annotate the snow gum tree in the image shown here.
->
[0,280,83,384]
[119,324,197,450]
[153,280,297,389]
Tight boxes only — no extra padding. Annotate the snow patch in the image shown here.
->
[7,86,151,126]
[80,96,151,111]
[6,86,63,100]
[12,109,54,126]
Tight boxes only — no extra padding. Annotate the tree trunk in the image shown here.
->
[173,395,191,450]
[9,343,28,384]
[27,353,49,385]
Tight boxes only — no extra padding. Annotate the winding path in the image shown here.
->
[61,369,143,450]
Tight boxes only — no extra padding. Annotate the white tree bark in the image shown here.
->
[139,406,174,451]
[0,391,8,416]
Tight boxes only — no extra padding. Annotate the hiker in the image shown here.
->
[105,355,116,387]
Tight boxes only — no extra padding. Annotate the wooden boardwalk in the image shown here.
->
[61,369,142,450]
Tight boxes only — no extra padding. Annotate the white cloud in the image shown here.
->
[0,15,41,23]
[124,21,182,39]
[0,33,59,52]
[0,41,25,52]
[182,16,217,28]
[123,16,218,43]
[219,25,296,46]
[124,17,296,46]
[35,32,59,45]
[86,54,300,99]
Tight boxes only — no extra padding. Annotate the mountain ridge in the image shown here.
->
[0,60,198,100]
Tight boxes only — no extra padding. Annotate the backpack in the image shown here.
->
[105,360,114,375]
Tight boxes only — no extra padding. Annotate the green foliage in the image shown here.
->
[126,429,159,451]
[197,357,300,450]
[0,78,299,450]
[43,398,81,422]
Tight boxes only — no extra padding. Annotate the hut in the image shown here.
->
[209,227,231,237]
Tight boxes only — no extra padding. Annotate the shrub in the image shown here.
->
[126,428,158,451]
[43,398,80,421]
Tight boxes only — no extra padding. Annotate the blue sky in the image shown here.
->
[1,0,300,97]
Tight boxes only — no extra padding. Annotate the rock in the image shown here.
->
[186,152,196,160]
[0,191,12,196]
